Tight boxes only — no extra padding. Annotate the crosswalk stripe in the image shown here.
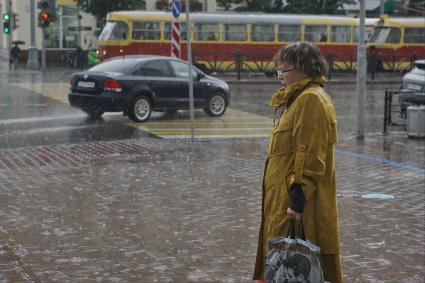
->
[12,82,274,139]
[13,82,69,103]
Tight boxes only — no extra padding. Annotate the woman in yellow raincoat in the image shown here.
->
[253,42,342,283]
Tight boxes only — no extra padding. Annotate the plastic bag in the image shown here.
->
[265,220,324,283]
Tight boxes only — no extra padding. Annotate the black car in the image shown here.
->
[68,55,230,122]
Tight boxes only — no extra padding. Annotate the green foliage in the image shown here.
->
[156,0,203,12]
[231,0,352,14]
[216,0,243,11]
[74,0,145,25]
[234,0,273,12]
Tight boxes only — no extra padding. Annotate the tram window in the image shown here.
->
[353,26,375,42]
[252,24,274,42]
[370,27,401,44]
[304,25,327,42]
[194,23,219,41]
[99,21,128,40]
[330,25,350,42]
[164,22,188,40]
[135,60,172,77]
[133,21,160,40]
[404,27,425,44]
[278,25,301,42]
[224,24,247,41]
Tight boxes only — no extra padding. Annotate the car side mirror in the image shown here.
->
[197,72,205,81]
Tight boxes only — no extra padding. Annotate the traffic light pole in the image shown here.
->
[27,0,39,70]
[41,27,46,71]
[6,0,12,68]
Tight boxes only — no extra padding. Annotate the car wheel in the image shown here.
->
[129,95,152,122]
[204,93,227,116]
[82,107,104,119]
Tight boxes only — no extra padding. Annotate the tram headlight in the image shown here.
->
[102,50,107,56]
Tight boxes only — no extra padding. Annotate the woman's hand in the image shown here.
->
[287,207,302,221]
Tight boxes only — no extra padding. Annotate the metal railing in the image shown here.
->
[192,51,419,80]
[383,89,407,134]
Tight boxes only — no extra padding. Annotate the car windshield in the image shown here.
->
[98,21,128,40]
[369,27,401,43]
[89,59,140,73]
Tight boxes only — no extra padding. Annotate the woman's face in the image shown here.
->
[277,62,307,87]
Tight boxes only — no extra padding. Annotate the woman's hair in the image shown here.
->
[274,42,328,78]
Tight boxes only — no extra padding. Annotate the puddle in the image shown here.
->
[361,193,395,200]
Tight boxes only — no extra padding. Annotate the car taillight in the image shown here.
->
[70,78,76,88]
[103,79,122,92]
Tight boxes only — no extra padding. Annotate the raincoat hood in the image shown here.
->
[268,76,326,108]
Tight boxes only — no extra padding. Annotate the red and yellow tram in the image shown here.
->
[97,11,424,72]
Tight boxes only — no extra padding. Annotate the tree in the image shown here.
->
[234,0,274,12]
[282,0,353,14]
[231,0,353,14]
[155,0,203,12]
[216,0,244,11]
[74,0,145,26]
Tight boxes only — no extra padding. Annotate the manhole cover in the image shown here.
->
[361,193,395,200]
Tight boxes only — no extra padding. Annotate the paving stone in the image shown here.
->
[0,134,423,282]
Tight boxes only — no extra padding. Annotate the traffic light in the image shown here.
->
[40,11,50,27]
[39,0,50,28]
[12,13,19,30]
[3,13,10,33]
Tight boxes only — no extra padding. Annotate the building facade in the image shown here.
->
[1,0,227,51]
[1,0,98,50]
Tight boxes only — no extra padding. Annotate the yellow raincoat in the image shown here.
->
[253,77,342,283]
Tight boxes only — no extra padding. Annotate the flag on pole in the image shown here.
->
[171,0,181,58]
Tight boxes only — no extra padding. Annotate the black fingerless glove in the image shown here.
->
[288,183,306,214]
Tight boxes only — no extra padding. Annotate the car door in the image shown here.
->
[132,59,175,108]
[168,60,206,108]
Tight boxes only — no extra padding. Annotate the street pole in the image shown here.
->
[380,0,385,15]
[6,0,12,68]
[27,0,39,70]
[41,27,46,71]
[185,0,195,141]
[356,0,366,138]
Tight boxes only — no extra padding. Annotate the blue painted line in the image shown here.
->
[335,149,425,174]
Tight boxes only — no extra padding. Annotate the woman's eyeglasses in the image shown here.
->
[276,67,295,77]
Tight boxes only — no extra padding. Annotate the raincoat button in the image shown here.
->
[298,144,306,151]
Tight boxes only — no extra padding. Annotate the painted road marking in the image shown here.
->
[13,82,69,103]
[128,108,272,139]
[12,82,273,139]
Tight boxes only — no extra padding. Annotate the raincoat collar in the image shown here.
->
[268,76,326,109]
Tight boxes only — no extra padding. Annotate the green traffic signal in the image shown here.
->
[3,13,10,33]
[3,21,10,33]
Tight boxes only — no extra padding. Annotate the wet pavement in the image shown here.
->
[0,52,424,282]
[0,135,424,282]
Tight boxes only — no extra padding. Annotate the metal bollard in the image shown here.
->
[235,52,242,81]
[383,89,388,134]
